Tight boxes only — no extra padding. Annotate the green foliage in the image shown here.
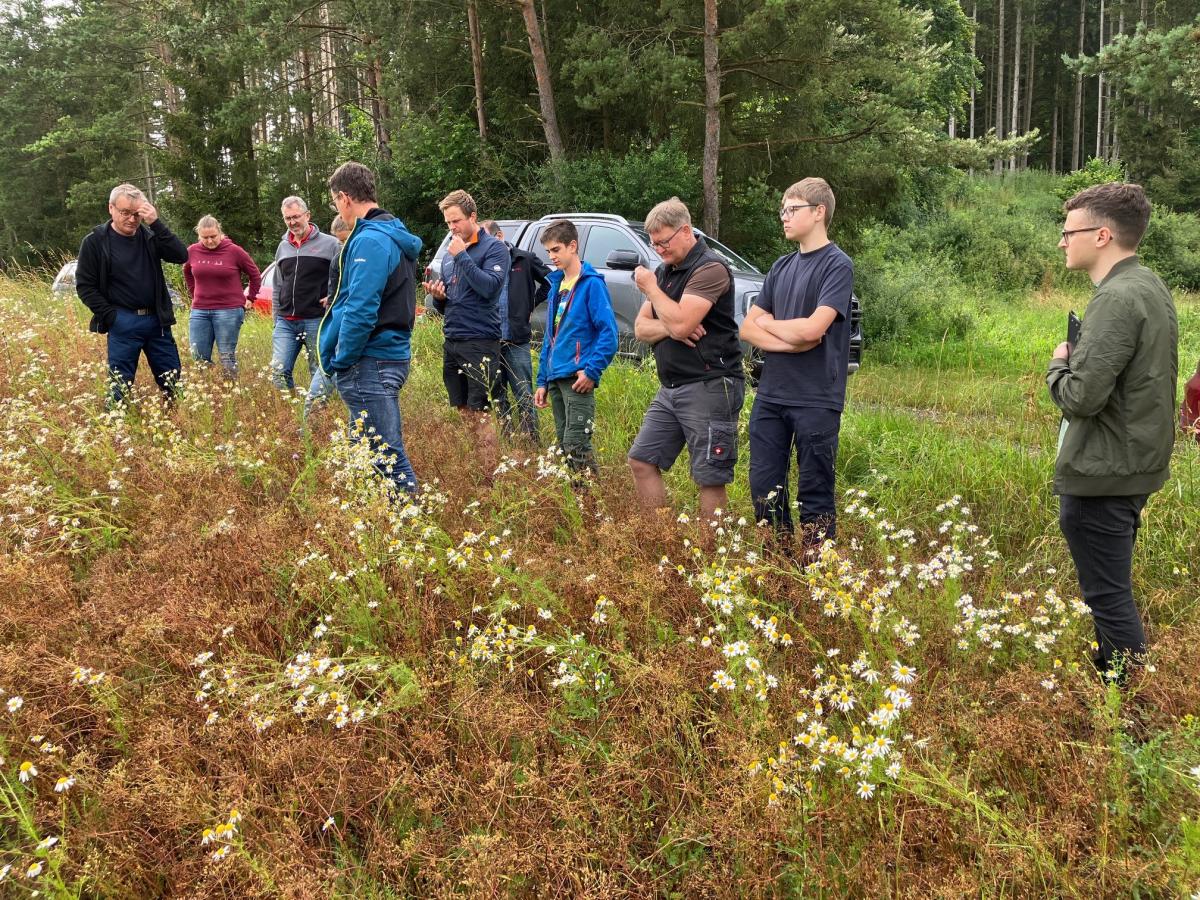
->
[1083,15,1200,213]
[854,224,975,346]
[1141,207,1200,292]
[514,139,699,223]
[1055,157,1126,202]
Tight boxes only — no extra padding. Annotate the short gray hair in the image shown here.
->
[280,195,308,213]
[331,215,350,235]
[645,197,691,233]
[195,214,222,235]
[109,184,146,206]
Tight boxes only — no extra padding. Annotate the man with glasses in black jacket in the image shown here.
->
[75,183,189,407]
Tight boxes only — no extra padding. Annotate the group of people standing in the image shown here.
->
[74,168,1178,685]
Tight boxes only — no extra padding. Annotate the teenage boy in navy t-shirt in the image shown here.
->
[740,177,854,557]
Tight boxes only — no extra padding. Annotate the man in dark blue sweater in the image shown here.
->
[740,178,854,558]
[422,190,510,477]
[75,183,189,407]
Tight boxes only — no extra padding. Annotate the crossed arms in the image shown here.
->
[739,305,834,353]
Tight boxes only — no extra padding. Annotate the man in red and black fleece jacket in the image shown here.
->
[269,195,341,417]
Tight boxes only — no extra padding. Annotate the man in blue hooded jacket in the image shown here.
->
[532,219,619,473]
[319,162,424,495]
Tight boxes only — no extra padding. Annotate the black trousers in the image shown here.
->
[1058,493,1149,673]
[749,400,840,547]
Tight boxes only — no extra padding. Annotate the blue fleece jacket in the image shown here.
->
[318,213,423,374]
[433,227,509,340]
[536,262,619,387]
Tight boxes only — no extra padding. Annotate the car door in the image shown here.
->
[580,224,651,357]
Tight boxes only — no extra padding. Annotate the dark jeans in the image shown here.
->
[497,341,539,441]
[107,308,181,403]
[1059,493,1149,674]
[749,400,841,546]
[334,357,417,494]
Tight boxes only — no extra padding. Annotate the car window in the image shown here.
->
[526,226,552,267]
[583,225,641,269]
[703,235,761,274]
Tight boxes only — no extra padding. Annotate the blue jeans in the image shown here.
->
[189,307,245,376]
[749,400,841,546]
[497,341,539,441]
[334,357,417,494]
[106,308,181,404]
[271,316,334,413]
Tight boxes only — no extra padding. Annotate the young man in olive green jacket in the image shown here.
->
[1048,182,1178,681]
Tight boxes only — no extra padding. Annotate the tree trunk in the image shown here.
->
[1051,87,1060,174]
[363,47,392,161]
[993,0,1006,173]
[300,47,315,140]
[467,0,488,141]
[1022,31,1035,168]
[702,0,721,237]
[319,2,338,131]
[519,0,564,161]
[1096,0,1107,160]
[1008,2,1021,171]
[1072,0,1085,170]
[968,2,977,139]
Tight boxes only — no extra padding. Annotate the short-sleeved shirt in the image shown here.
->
[753,242,854,411]
[686,262,731,305]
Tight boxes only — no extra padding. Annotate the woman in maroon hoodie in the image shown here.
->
[183,215,261,377]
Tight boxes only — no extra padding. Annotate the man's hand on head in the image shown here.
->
[138,202,158,225]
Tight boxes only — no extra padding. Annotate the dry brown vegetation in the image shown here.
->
[2,277,1199,898]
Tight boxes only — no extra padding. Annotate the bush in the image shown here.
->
[1055,157,1126,201]
[1141,207,1200,291]
[854,225,975,347]
[514,139,699,223]
[925,204,1059,293]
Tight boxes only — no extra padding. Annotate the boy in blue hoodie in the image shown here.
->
[533,220,619,473]
[319,162,424,495]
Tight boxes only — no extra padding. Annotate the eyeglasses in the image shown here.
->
[283,213,308,224]
[779,203,819,221]
[112,207,141,220]
[650,224,687,251]
[1060,226,1103,241]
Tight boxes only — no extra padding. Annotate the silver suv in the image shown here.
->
[423,213,861,373]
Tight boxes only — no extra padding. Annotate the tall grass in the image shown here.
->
[1,182,1199,897]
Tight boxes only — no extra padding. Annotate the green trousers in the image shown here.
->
[548,377,597,472]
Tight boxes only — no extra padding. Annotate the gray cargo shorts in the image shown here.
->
[627,375,745,486]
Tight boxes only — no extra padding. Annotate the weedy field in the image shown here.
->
[1,270,1198,898]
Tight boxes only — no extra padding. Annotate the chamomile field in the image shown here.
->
[1,269,1198,897]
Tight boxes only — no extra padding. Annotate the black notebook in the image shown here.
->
[1067,310,1081,350]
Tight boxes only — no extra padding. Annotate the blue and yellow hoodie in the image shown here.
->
[536,262,619,387]
[318,209,423,375]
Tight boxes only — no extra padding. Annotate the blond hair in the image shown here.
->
[194,214,222,235]
[438,189,477,217]
[783,178,836,224]
[644,197,691,233]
